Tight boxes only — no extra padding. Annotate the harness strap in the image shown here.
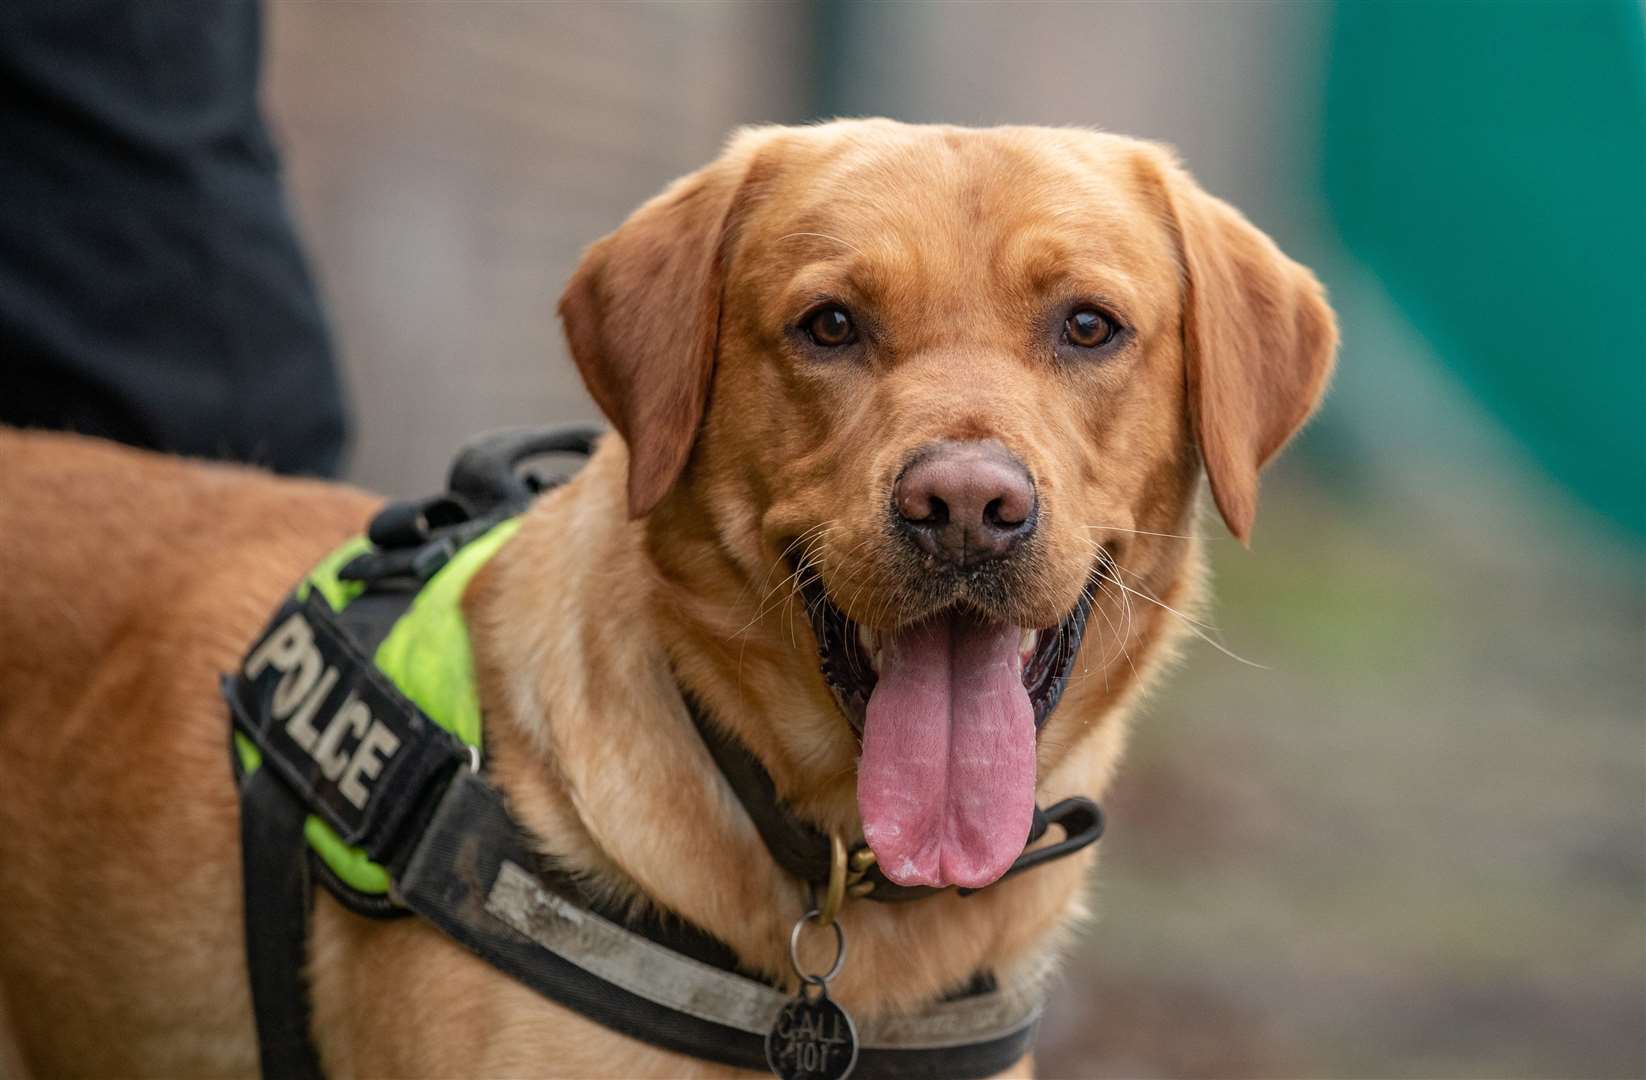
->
[389,768,1044,1077]
[237,764,325,1080]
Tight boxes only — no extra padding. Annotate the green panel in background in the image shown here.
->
[1325,0,1646,539]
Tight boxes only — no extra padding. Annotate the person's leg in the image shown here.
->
[0,0,348,477]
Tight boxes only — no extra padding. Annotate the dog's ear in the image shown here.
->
[1145,151,1338,543]
[559,133,769,518]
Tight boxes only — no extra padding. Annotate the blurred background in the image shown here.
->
[9,1,1642,1076]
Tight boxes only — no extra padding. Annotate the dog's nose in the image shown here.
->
[894,441,1036,565]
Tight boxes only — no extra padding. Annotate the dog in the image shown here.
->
[0,119,1335,1077]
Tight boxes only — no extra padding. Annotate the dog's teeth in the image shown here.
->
[1020,628,1039,656]
[857,624,877,663]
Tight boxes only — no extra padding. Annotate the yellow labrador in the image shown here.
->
[0,119,1334,1076]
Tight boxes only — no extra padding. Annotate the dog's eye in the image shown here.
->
[804,305,857,348]
[1064,308,1118,349]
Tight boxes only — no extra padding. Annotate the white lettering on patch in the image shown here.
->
[340,723,402,809]
[248,612,403,809]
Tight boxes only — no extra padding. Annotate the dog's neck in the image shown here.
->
[463,443,1196,1015]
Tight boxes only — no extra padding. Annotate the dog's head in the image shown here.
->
[560,120,1335,889]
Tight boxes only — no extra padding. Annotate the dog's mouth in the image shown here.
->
[796,558,1099,890]
[800,567,1098,736]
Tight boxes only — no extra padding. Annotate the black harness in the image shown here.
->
[226,427,1104,1079]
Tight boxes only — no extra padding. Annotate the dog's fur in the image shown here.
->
[0,120,1334,1077]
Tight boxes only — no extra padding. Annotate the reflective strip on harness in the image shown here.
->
[482,862,1047,1051]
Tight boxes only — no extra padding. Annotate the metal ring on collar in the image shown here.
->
[788,908,846,987]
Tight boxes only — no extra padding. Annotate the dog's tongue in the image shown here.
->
[858,613,1036,889]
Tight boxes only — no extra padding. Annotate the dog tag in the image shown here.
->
[765,983,857,1080]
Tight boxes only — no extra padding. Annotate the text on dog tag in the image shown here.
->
[765,985,857,1080]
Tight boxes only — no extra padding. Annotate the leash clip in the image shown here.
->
[845,845,877,899]
[818,834,879,927]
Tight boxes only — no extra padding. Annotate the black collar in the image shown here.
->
[685,692,1105,903]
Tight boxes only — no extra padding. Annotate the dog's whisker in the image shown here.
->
[1082,536,1140,675]
[1084,597,1114,694]
[737,563,812,640]
[813,532,887,670]
[776,231,866,257]
[1101,557,1223,636]
[735,524,844,641]
[737,538,830,689]
[1097,564,1266,669]
[777,532,836,653]
[753,523,829,603]
[1089,580,1123,670]
[1077,523,1198,541]
[866,577,911,651]
[1093,577,1139,681]
[741,547,812,628]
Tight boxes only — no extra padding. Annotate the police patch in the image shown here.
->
[226,592,465,861]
